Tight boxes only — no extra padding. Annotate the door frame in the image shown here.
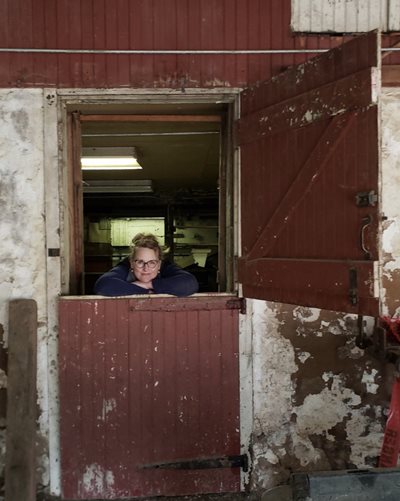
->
[57,88,242,296]
[56,88,253,493]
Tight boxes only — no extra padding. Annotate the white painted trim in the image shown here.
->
[43,88,62,496]
[239,301,254,489]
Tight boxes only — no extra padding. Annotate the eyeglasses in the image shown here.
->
[133,259,160,270]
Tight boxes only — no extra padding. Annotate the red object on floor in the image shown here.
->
[379,377,400,467]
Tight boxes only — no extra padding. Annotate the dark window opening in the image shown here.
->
[77,103,232,295]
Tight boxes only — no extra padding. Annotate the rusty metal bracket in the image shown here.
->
[226,297,246,314]
[356,190,378,207]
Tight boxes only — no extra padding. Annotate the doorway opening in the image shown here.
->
[65,96,237,296]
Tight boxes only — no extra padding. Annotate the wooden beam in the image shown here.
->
[80,114,221,122]
[5,299,37,501]
[382,66,400,86]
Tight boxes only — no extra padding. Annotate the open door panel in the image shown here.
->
[238,31,381,316]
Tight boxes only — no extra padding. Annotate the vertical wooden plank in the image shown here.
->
[59,300,83,498]
[220,309,240,453]
[235,0,248,85]
[116,0,131,85]
[5,299,37,501]
[130,0,155,86]
[187,0,202,85]
[93,0,107,87]
[81,0,95,86]
[153,0,177,86]
[67,112,84,295]
[127,308,145,496]
[78,300,99,497]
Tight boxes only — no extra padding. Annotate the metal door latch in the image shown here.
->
[355,190,378,207]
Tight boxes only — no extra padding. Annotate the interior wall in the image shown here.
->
[248,299,393,491]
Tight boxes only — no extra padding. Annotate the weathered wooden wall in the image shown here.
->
[0,0,399,89]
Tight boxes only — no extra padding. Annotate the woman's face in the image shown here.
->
[130,247,161,283]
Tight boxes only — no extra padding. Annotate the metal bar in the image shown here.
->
[0,47,396,55]
[0,48,329,54]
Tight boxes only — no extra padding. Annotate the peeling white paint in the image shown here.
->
[252,301,298,442]
[381,89,400,315]
[361,368,379,394]
[295,375,361,437]
[101,398,117,420]
[346,406,384,466]
[297,351,311,364]
[293,306,321,323]
[80,463,115,496]
[250,299,384,491]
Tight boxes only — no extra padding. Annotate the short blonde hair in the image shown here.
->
[129,233,163,260]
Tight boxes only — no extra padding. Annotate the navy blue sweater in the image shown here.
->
[94,258,199,297]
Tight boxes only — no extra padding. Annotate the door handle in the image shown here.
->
[360,214,372,259]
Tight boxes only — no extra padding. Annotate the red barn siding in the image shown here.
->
[3,0,397,88]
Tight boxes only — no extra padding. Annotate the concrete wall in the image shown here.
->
[248,300,391,491]
[0,88,61,492]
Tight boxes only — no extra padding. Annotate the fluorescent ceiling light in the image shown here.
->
[81,147,142,170]
[83,180,153,193]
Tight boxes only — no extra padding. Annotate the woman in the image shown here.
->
[94,233,199,297]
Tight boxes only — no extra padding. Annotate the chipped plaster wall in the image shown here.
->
[0,89,55,489]
[381,88,400,315]
[248,299,392,491]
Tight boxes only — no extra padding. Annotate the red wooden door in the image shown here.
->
[59,296,242,499]
[238,31,381,316]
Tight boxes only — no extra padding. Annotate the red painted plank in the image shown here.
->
[80,0,95,86]
[115,0,131,85]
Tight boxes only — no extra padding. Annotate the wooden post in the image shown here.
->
[5,299,37,501]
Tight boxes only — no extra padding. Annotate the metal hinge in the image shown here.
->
[355,190,378,207]
[141,454,248,472]
[226,297,246,314]
[349,268,358,306]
